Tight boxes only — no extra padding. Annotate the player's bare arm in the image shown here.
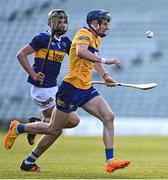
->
[76,43,120,67]
[17,45,45,82]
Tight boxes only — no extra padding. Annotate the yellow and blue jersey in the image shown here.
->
[64,27,100,90]
[28,31,71,87]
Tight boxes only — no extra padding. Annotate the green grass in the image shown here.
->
[0,133,168,179]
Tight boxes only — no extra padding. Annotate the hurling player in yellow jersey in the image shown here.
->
[4,10,130,173]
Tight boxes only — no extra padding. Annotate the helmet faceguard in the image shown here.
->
[86,10,111,38]
[48,9,68,36]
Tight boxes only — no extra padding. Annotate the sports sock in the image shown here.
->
[24,151,39,165]
[105,148,114,162]
[16,125,25,134]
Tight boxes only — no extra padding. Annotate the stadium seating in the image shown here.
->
[0,0,168,121]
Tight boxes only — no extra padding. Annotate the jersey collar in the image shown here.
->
[46,30,62,42]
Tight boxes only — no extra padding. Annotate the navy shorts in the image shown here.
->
[56,81,99,112]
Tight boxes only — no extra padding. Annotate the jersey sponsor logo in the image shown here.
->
[62,42,67,49]
[34,49,65,63]
[57,97,65,107]
[53,51,64,62]
[79,36,90,41]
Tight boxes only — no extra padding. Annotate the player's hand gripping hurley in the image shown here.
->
[95,58,157,90]
[92,81,158,90]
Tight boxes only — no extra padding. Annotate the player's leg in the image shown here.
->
[43,107,80,128]
[28,107,79,145]
[4,106,70,150]
[21,111,79,171]
[4,82,79,149]
[22,83,80,171]
[26,112,79,153]
[27,86,57,145]
[26,86,54,145]
[27,117,41,145]
[27,105,54,146]
[82,95,115,149]
[27,85,79,145]
[82,95,130,173]
[23,105,72,134]
[20,107,70,171]
[21,107,54,171]
[33,111,79,156]
[64,112,80,128]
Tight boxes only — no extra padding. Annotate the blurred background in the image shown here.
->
[0,0,168,135]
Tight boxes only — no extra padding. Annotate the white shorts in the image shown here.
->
[30,85,58,112]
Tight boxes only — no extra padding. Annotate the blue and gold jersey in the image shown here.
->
[28,31,71,87]
[64,27,100,89]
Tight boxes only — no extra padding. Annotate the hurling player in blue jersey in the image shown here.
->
[16,9,79,171]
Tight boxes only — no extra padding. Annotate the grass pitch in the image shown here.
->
[0,133,168,179]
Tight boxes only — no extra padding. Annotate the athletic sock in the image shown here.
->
[105,148,114,162]
[24,151,39,165]
[16,124,25,134]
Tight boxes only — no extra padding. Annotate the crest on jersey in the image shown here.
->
[63,42,67,49]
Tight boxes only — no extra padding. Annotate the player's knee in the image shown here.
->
[103,111,115,126]
[52,129,63,136]
[71,116,80,127]
[65,114,80,128]
[48,126,63,136]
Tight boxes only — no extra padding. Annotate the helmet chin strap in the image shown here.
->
[90,24,107,38]
[90,24,100,36]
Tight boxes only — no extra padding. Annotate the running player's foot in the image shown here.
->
[106,158,130,173]
[4,120,20,150]
[20,160,41,172]
[27,117,41,145]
